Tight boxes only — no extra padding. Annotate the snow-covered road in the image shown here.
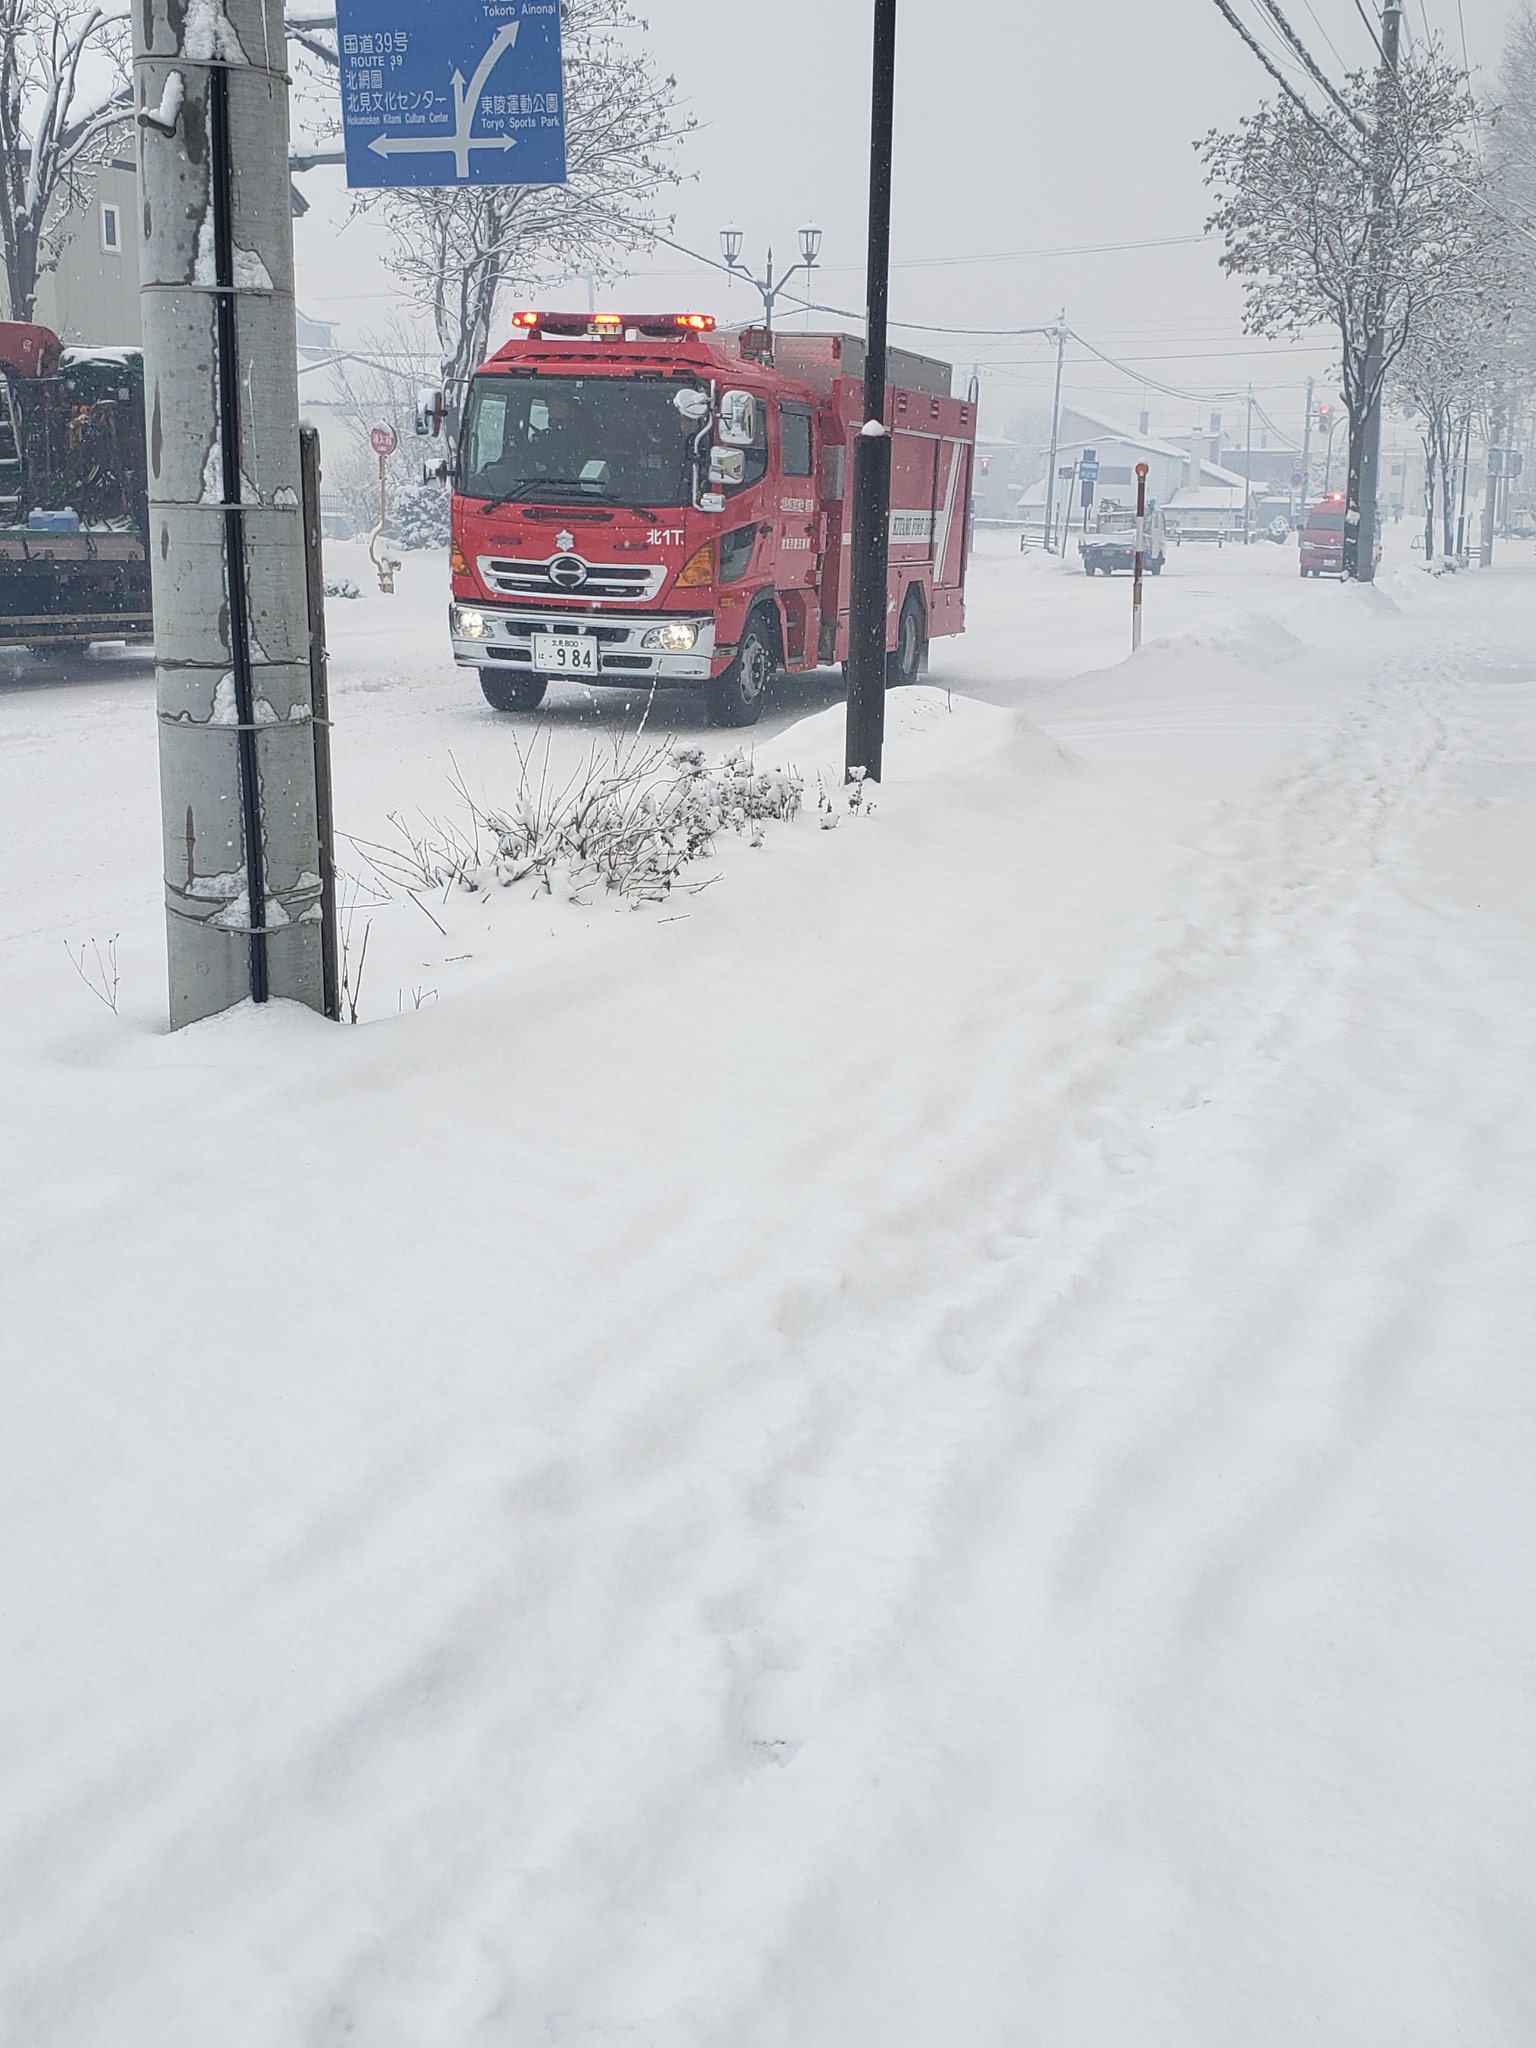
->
[3,536,1534,2045]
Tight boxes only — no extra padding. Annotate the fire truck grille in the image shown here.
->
[478,555,667,603]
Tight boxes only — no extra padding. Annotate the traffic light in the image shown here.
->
[1317,402,1332,422]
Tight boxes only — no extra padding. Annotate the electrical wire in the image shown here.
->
[1295,0,1349,74]
[1251,0,1372,132]
[1350,0,1386,60]
[823,233,1211,273]
[1205,0,1370,168]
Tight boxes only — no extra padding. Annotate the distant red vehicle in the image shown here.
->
[436,311,977,726]
[1299,492,1348,577]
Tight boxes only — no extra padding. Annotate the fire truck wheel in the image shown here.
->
[886,591,927,686]
[706,614,775,727]
[479,669,548,713]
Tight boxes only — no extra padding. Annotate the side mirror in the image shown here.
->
[708,446,746,485]
[415,388,445,438]
[717,390,758,448]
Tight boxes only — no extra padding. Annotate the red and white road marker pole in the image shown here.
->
[1132,461,1149,653]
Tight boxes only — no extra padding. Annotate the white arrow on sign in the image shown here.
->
[368,21,522,181]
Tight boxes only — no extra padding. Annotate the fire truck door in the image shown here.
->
[774,402,819,663]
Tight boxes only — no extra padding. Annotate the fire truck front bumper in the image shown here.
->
[450,604,719,685]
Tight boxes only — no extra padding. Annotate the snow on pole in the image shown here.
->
[133,0,330,1027]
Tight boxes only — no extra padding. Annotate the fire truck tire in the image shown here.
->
[706,613,776,727]
[887,590,927,686]
[479,669,548,713]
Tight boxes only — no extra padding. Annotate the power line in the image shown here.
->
[1295,0,1349,74]
[823,233,1212,273]
[1251,0,1372,132]
[1349,0,1386,59]
[1204,0,1370,168]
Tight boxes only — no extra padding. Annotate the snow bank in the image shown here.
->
[1150,604,1307,668]
[780,683,1076,786]
[3,540,1535,2048]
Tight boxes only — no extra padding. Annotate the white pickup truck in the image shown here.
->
[1079,510,1167,577]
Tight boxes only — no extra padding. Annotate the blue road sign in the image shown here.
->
[335,0,567,189]
[1078,461,1100,483]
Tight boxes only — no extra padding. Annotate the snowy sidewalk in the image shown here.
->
[2,552,1534,2045]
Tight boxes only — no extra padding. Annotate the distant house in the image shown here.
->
[1017,405,1250,536]
[30,160,141,347]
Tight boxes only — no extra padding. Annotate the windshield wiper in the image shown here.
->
[477,477,658,519]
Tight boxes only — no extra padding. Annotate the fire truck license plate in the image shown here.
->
[532,633,600,675]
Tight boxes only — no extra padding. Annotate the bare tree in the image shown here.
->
[360,0,691,426]
[1199,43,1503,569]
[1394,308,1479,561]
[0,0,131,322]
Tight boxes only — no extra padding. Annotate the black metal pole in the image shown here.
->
[844,0,897,784]
[300,427,340,1021]
[209,59,269,1001]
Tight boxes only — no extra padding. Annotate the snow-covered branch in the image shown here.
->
[0,0,130,320]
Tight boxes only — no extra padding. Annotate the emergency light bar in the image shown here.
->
[509,311,717,339]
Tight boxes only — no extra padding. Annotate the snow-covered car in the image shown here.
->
[1079,511,1166,577]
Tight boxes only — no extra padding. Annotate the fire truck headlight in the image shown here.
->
[643,621,701,652]
[454,607,489,640]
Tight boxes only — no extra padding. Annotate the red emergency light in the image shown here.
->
[509,310,717,339]
[1328,491,1345,503]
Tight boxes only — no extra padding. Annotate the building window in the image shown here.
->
[101,204,122,255]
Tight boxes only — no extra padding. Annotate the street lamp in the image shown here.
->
[718,222,823,348]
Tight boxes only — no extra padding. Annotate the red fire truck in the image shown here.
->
[440,312,976,725]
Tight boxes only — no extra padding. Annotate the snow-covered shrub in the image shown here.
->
[351,740,803,910]
[383,481,451,551]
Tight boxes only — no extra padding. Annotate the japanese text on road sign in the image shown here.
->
[334,0,567,189]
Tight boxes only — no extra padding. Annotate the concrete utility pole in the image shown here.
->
[133,0,331,1027]
[1243,384,1254,542]
[1043,313,1067,552]
[1347,0,1403,583]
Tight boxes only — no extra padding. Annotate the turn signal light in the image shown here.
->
[450,542,469,576]
[675,543,712,588]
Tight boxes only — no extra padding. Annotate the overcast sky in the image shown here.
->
[293,0,1522,447]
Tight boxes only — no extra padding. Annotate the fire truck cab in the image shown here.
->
[442,312,976,725]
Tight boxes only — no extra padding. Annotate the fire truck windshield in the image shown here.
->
[460,375,702,510]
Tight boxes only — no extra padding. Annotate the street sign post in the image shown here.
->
[1132,462,1148,653]
[368,424,400,594]
[334,0,567,189]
